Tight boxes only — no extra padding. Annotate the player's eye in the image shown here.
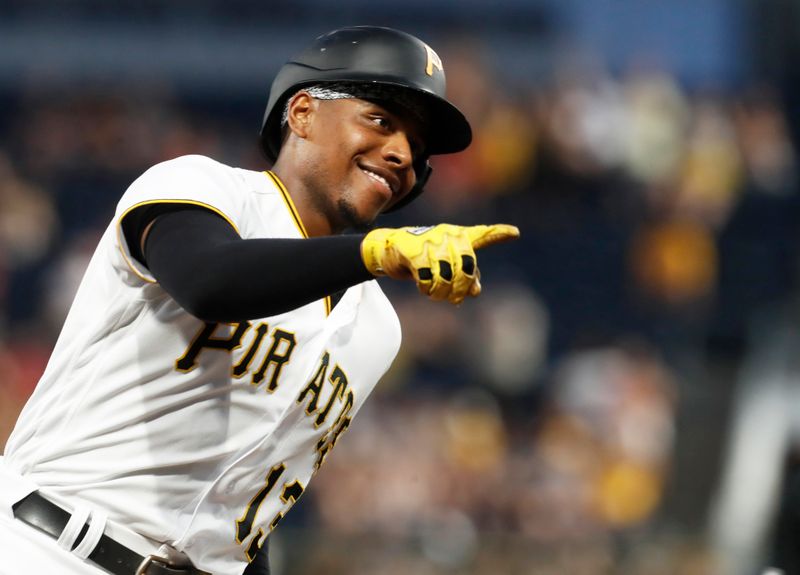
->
[370,115,391,130]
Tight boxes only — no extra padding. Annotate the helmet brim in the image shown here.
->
[369,81,472,156]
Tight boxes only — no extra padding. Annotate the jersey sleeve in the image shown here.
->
[113,155,245,283]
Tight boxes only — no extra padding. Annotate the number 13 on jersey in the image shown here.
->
[235,463,305,561]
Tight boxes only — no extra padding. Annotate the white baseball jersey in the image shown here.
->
[2,154,401,574]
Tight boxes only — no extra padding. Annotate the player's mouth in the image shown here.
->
[360,166,397,199]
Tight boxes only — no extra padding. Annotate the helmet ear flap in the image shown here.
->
[383,157,431,213]
[414,157,432,190]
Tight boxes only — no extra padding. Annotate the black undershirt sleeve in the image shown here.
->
[130,206,374,322]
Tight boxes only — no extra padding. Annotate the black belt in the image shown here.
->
[12,491,208,575]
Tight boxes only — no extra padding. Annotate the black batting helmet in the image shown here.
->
[259,26,472,211]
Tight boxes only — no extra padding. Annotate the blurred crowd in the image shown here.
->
[2,37,800,574]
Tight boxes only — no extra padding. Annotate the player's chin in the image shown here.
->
[336,198,380,232]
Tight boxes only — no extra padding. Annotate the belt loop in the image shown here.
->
[72,508,108,560]
[56,505,91,552]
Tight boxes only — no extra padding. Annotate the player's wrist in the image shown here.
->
[361,228,392,276]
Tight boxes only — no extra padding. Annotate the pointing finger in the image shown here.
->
[466,224,520,250]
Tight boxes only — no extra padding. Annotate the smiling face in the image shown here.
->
[284,92,426,233]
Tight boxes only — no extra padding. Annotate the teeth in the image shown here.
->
[362,169,391,193]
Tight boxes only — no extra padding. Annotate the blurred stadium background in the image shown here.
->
[2,1,800,573]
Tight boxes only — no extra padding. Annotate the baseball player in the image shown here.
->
[0,26,518,575]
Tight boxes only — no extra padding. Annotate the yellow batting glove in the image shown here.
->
[361,223,520,304]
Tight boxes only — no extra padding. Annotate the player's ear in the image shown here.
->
[285,91,316,139]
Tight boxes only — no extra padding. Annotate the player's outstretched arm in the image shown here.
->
[139,209,518,321]
[361,223,520,305]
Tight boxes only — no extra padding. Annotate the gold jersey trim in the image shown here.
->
[265,171,332,316]
[323,294,332,316]
[117,199,240,284]
[265,171,308,238]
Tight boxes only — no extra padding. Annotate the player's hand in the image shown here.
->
[361,223,520,304]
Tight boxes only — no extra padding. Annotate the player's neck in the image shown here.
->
[270,163,335,238]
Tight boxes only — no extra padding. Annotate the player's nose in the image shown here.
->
[381,129,414,170]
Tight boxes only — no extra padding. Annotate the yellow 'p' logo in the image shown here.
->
[424,44,443,77]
